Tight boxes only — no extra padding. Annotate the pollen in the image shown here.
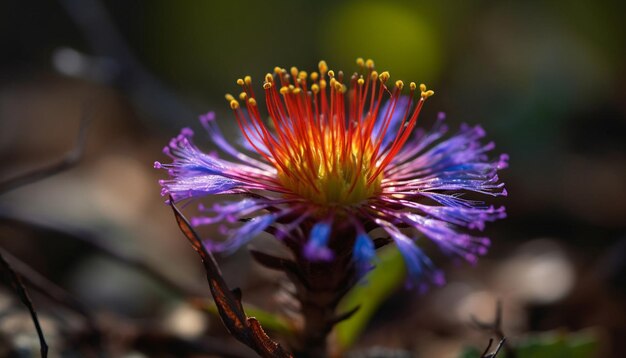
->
[226,59,433,207]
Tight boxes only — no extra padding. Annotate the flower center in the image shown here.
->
[277,133,382,206]
[225,59,433,207]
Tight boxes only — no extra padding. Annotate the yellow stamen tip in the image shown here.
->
[380,71,390,82]
[236,78,244,86]
[371,71,378,80]
[280,86,289,95]
[365,59,375,69]
[244,76,252,85]
[327,70,335,78]
[274,66,282,74]
[263,82,272,89]
[421,89,435,98]
[320,79,327,89]
[238,92,247,100]
[225,93,235,101]
[357,78,365,86]
[290,67,298,78]
[410,82,417,90]
[318,60,328,74]
[356,57,365,67]
[248,98,257,106]
[293,87,302,94]
[229,99,239,109]
[298,71,308,80]
[419,83,427,92]
[311,84,320,93]
[265,73,273,83]
[310,72,319,81]
[395,80,404,89]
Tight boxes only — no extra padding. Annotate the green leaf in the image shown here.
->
[201,300,294,336]
[458,347,482,358]
[516,329,599,358]
[334,245,407,351]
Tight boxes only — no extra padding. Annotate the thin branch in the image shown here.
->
[0,248,48,357]
[0,249,101,339]
[0,214,201,297]
[59,0,196,124]
[0,107,92,195]
[170,198,292,358]
[471,300,514,358]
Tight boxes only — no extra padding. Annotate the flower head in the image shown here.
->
[156,59,507,285]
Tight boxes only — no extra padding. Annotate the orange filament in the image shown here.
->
[228,59,433,206]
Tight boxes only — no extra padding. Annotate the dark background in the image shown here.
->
[0,0,624,356]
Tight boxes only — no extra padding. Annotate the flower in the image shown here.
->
[156,59,507,285]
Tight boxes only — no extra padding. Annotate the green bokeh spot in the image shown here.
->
[319,1,442,83]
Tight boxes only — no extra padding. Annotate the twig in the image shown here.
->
[0,249,101,339]
[471,300,514,358]
[0,248,48,357]
[59,0,196,124]
[170,198,293,358]
[0,214,200,298]
[0,107,92,195]
[480,337,506,358]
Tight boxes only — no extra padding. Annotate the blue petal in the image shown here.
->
[353,233,376,277]
[161,175,238,202]
[303,222,334,261]
[378,220,444,287]
[209,214,275,254]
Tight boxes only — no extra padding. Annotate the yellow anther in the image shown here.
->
[225,93,235,101]
[288,84,295,91]
[310,72,319,81]
[410,82,417,90]
[244,76,252,85]
[419,83,426,92]
[236,78,244,86]
[239,92,247,100]
[334,81,343,91]
[420,89,435,98]
[263,82,272,89]
[357,78,365,86]
[318,60,328,74]
[395,80,404,89]
[329,77,336,87]
[341,84,348,93]
[293,87,302,94]
[356,57,364,67]
[298,71,308,80]
[229,99,239,109]
[327,70,335,78]
[365,59,375,69]
[265,73,273,83]
[379,71,390,82]
[274,66,282,74]
[248,98,257,106]
[371,71,378,80]
[280,86,289,95]
[311,84,319,93]
[290,67,298,78]
[320,79,327,89]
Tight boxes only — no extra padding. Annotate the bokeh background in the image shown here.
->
[1,0,625,356]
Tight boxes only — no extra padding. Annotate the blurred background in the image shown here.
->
[0,0,625,356]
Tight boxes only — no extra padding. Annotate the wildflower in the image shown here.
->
[155,59,507,287]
